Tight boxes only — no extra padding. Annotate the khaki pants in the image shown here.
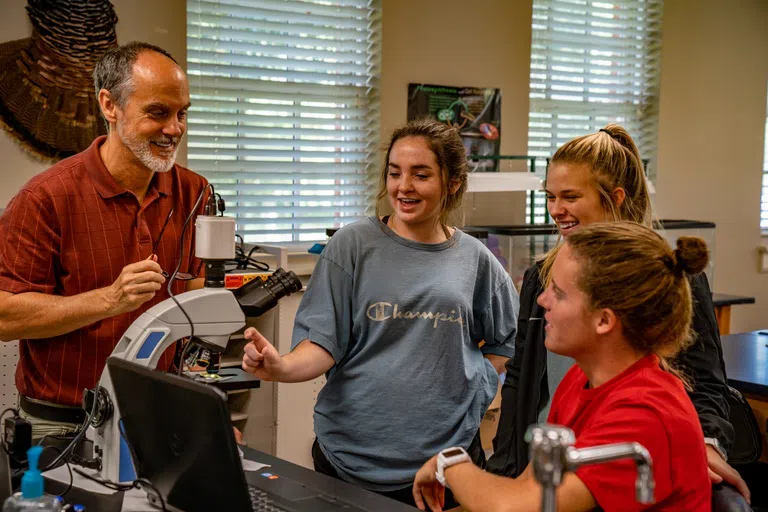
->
[17,400,81,443]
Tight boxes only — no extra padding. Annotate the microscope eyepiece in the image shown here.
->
[234,268,303,317]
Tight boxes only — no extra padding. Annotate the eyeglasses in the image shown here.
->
[153,207,201,281]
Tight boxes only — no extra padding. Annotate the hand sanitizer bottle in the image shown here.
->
[2,446,61,511]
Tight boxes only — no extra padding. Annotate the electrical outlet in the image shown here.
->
[758,245,768,273]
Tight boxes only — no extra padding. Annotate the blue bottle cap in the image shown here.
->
[21,445,44,499]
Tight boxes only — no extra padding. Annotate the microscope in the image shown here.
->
[526,424,655,512]
[81,213,302,483]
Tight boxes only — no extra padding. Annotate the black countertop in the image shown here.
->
[328,219,716,240]
[45,444,417,511]
[463,219,715,237]
[712,294,756,307]
[721,331,768,397]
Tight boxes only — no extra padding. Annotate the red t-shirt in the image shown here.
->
[0,136,208,406]
[549,354,711,511]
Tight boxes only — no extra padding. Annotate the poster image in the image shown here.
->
[407,83,502,172]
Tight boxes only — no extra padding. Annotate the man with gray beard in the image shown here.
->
[0,42,208,439]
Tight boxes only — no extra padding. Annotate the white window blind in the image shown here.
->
[526,0,663,224]
[186,0,381,244]
[762,113,768,231]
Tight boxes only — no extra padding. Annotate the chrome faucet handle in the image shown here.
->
[525,424,655,512]
[635,460,655,504]
[525,424,576,488]
[567,441,655,505]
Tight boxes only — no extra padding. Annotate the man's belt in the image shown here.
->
[19,395,86,425]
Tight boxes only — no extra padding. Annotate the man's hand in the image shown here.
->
[412,455,445,512]
[706,444,751,503]
[242,327,286,381]
[103,255,165,315]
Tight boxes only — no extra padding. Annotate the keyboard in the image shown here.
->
[249,485,290,512]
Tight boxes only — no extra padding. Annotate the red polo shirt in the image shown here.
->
[549,354,711,511]
[0,136,209,406]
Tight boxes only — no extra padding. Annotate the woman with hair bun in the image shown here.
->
[413,222,712,511]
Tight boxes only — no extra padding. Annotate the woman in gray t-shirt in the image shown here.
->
[241,118,519,507]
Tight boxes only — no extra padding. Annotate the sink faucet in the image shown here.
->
[525,424,655,512]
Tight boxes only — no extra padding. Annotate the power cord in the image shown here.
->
[206,192,225,217]
[42,445,73,497]
[0,408,17,424]
[33,434,100,473]
[4,445,25,470]
[41,394,97,472]
[71,468,166,511]
[226,234,269,273]
[70,421,166,510]
[229,242,269,272]
[1,407,30,466]
[0,411,73,497]
[169,182,214,377]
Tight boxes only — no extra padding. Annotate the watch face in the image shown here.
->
[442,448,465,458]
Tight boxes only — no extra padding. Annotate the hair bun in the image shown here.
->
[673,236,709,276]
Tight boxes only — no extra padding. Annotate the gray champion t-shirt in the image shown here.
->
[292,217,519,491]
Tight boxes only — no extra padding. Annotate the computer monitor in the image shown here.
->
[107,357,254,512]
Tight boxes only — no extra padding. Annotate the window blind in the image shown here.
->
[762,115,768,231]
[186,0,381,243]
[526,0,663,224]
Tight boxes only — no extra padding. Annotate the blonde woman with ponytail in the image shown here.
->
[414,223,713,511]
[486,125,750,504]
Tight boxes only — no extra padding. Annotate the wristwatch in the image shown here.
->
[704,437,727,461]
[435,447,471,488]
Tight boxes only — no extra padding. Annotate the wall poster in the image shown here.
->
[407,83,502,172]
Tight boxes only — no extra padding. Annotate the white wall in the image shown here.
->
[2,0,767,331]
[0,0,47,208]
[655,0,768,332]
[380,0,533,226]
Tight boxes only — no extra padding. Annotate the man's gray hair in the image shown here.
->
[93,41,178,109]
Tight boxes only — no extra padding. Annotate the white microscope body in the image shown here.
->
[85,215,301,483]
[90,288,245,482]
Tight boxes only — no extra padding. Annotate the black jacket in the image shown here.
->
[486,262,735,477]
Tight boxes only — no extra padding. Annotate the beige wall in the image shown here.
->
[2,0,767,330]
[0,0,47,208]
[0,0,187,208]
[2,0,534,221]
[380,0,533,225]
[655,0,768,332]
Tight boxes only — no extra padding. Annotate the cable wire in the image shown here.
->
[41,394,97,472]
[0,408,18,425]
[71,423,168,512]
[169,183,214,377]
[71,467,167,511]
[42,445,72,497]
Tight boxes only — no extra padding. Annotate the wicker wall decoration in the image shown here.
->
[0,0,118,161]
